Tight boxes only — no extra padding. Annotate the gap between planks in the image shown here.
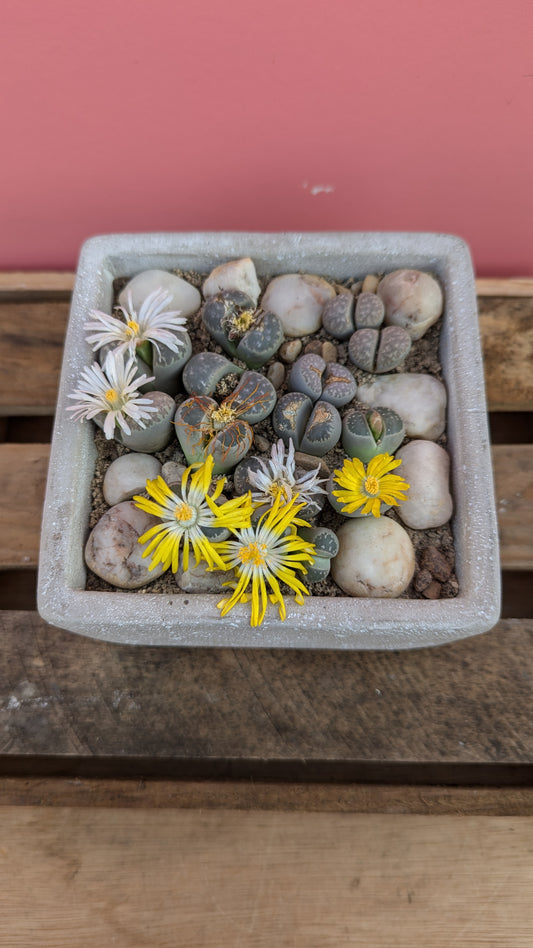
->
[1,442,531,570]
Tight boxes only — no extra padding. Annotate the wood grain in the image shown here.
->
[476,276,533,296]
[0,444,49,568]
[0,300,69,414]
[0,612,531,781]
[0,808,532,947]
[1,778,533,815]
[478,296,533,411]
[0,443,529,570]
[0,271,74,297]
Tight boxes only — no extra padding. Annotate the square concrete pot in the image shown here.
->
[38,232,500,648]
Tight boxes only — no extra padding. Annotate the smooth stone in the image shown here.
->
[321,340,337,363]
[202,257,261,305]
[103,453,162,505]
[117,391,176,453]
[161,460,187,487]
[395,440,453,529]
[331,517,415,598]
[177,560,229,593]
[118,269,201,319]
[267,361,286,389]
[377,269,443,341]
[85,502,165,589]
[279,339,302,363]
[357,373,446,441]
[262,274,335,337]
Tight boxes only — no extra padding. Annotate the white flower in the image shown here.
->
[85,287,187,357]
[67,350,157,439]
[248,438,326,508]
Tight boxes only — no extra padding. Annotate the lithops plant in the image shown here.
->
[234,438,327,521]
[377,269,444,341]
[273,393,342,457]
[348,325,411,374]
[321,294,355,340]
[202,291,284,368]
[289,354,357,407]
[342,407,405,463]
[174,370,277,474]
[182,351,244,397]
[355,291,386,329]
[297,525,339,583]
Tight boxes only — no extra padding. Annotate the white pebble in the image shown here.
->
[119,269,201,319]
[262,274,335,337]
[85,502,165,588]
[202,257,261,305]
[331,517,415,598]
[103,453,162,506]
[177,561,228,593]
[378,269,443,340]
[396,440,453,529]
[357,373,446,441]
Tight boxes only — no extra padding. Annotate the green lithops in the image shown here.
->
[348,325,411,373]
[202,291,284,368]
[298,525,339,582]
[182,351,244,397]
[342,407,405,463]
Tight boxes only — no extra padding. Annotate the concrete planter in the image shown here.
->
[38,232,500,649]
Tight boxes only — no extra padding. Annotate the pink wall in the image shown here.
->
[2,0,532,274]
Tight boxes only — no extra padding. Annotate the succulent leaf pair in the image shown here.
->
[202,290,284,368]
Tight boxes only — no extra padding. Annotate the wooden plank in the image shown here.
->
[0,271,74,297]
[0,808,532,947]
[494,444,533,569]
[0,300,69,414]
[1,442,530,571]
[1,778,533,815]
[0,444,49,568]
[479,296,533,411]
[0,613,531,780]
[476,276,533,296]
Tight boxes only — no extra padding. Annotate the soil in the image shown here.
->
[85,268,458,602]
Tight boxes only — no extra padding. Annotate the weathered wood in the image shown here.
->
[1,777,533,815]
[0,444,49,568]
[0,271,74,297]
[0,613,531,781]
[0,808,532,947]
[493,444,533,569]
[476,276,533,296]
[0,300,70,414]
[1,442,530,571]
[479,295,533,411]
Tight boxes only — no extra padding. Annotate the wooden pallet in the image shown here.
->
[1,273,533,948]
[0,274,532,790]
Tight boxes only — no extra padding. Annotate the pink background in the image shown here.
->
[2,0,532,274]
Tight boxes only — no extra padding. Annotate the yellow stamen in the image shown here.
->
[105,388,118,402]
[174,501,195,524]
[210,404,236,429]
[239,541,267,567]
[126,319,140,336]
[364,475,379,496]
[268,482,291,503]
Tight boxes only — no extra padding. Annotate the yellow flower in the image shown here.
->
[215,494,316,627]
[332,452,409,518]
[133,456,253,572]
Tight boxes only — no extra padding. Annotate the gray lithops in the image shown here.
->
[298,525,339,582]
[321,294,355,340]
[150,334,192,395]
[348,325,411,373]
[342,407,405,463]
[289,354,357,407]
[182,351,244,397]
[116,391,177,453]
[272,394,342,456]
[202,291,284,368]
[355,292,385,329]
[377,269,444,340]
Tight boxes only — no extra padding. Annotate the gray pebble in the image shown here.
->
[85,502,166,588]
[267,361,286,389]
[103,453,162,506]
[279,339,303,363]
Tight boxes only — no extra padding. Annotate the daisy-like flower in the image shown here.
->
[332,452,409,518]
[248,438,326,509]
[215,494,316,627]
[133,456,254,574]
[66,350,157,439]
[85,287,187,362]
